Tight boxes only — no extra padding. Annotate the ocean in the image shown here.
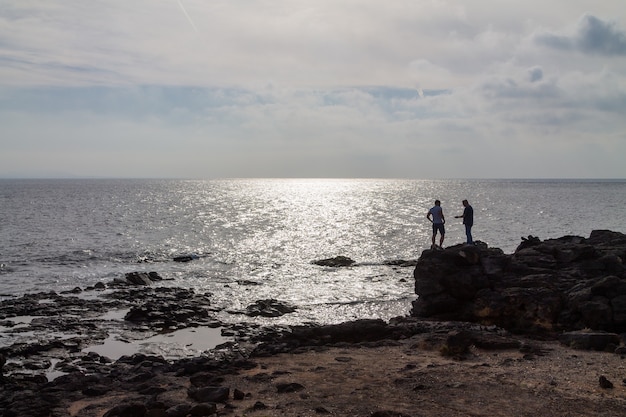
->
[1,178,625,327]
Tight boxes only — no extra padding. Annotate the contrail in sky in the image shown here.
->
[176,0,198,33]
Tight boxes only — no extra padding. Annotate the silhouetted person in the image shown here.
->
[455,199,474,244]
[427,200,445,248]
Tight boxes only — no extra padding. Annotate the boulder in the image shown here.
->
[244,299,297,317]
[412,231,626,334]
[559,330,621,351]
[312,256,356,267]
[174,254,199,263]
[187,386,230,403]
[124,271,163,286]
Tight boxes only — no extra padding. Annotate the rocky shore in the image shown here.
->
[1,230,626,416]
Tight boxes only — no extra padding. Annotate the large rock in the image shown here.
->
[412,230,626,334]
[312,256,356,267]
[243,299,297,317]
[123,271,163,286]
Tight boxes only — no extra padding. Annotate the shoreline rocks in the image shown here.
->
[1,230,626,416]
[412,230,626,335]
[312,255,356,267]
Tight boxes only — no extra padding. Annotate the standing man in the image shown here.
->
[427,200,445,249]
[455,199,474,245]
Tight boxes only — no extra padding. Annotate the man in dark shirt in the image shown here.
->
[455,199,474,245]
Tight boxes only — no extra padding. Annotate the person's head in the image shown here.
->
[435,200,441,206]
[462,199,469,207]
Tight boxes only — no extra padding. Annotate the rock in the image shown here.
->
[103,403,148,417]
[384,259,418,267]
[599,375,614,389]
[244,299,297,317]
[441,330,474,357]
[233,388,246,400]
[82,385,112,396]
[252,401,269,410]
[187,386,230,403]
[173,254,199,263]
[124,272,163,286]
[516,235,541,251]
[412,231,626,334]
[189,403,218,416]
[559,330,621,351]
[61,286,82,294]
[313,256,356,267]
[164,403,192,417]
[121,287,213,329]
[189,372,225,387]
[276,382,305,393]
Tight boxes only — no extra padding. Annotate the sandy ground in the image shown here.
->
[221,337,626,417]
[67,333,626,417]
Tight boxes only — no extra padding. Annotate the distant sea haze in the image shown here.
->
[1,178,625,326]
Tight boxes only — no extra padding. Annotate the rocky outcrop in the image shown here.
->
[312,256,356,267]
[122,271,163,285]
[121,287,217,330]
[243,299,297,317]
[3,227,626,416]
[173,254,200,263]
[412,230,626,334]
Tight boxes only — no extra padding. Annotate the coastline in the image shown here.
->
[4,318,626,416]
[2,230,626,416]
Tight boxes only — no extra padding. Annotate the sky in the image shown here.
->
[1,1,625,179]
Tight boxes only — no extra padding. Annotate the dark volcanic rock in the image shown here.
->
[313,256,356,267]
[188,385,230,403]
[412,230,626,334]
[243,299,297,317]
[276,382,305,393]
[107,271,164,287]
[384,259,418,267]
[119,287,216,330]
[173,254,199,263]
[251,319,403,356]
[599,375,614,389]
[559,330,621,351]
[103,403,147,417]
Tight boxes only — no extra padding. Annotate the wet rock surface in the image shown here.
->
[241,299,297,318]
[312,255,356,267]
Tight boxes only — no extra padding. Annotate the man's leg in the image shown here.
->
[431,224,437,247]
[439,224,445,247]
[465,225,473,244]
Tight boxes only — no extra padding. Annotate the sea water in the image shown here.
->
[1,178,625,326]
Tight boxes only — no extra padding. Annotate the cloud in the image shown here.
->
[528,66,543,82]
[0,2,625,178]
[534,14,626,55]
